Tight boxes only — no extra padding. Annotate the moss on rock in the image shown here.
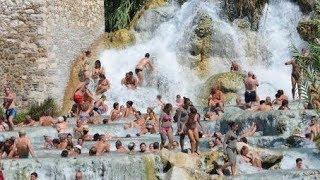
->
[198,72,245,105]
[297,19,320,43]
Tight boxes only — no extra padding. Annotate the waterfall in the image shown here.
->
[100,0,305,110]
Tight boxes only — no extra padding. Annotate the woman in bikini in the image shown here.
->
[182,106,200,154]
[159,103,174,149]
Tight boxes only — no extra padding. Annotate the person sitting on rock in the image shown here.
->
[273,90,288,105]
[93,95,108,115]
[121,71,138,90]
[17,115,36,127]
[115,140,127,153]
[208,86,224,109]
[204,102,223,121]
[278,99,290,110]
[244,72,259,108]
[39,111,56,126]
[96,74,110,95]
[124,111,146,132]
[256,100,271,112]
[236,95,246,110]
[92,134,110,155]
[240,145,262,169]
[144,107,158,134]
[230,61,240,72]
[123,101,136,119]
[110,102,123,121]
[265,97,273,108]
[73,79,95,115]
[92,60,105,81]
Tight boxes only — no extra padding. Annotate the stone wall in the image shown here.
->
[0,0,104,109]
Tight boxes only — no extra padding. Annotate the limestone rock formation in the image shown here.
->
[223,0,268,30]
[160,149,200,169]
[198,72,245,105]
[134,6,176,38]
[236,142,283,169]
[294,0,316,13]
[219,109,316,136]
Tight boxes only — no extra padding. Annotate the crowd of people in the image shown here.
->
[0,50,319,178]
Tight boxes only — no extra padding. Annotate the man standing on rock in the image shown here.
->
[285,55,303,100]
[135,53,153,86]
[9,131,38,162]
[3,87,17,131]
[244,71,259,108]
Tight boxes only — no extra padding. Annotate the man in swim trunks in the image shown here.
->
[121,72,138,90]
[285,57,302,100]
[244,72,259,108]
[135,53,153,86]
[9,131,38,162]
[3,87,16,131]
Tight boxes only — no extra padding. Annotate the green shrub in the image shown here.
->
[27,98,60,121]
[105,0,146,32]
[15,112,27,124]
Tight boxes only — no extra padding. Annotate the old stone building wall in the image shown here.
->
[0,0,104,109]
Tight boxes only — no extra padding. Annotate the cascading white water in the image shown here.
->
[100,0,306,110]
[256,0,306,100]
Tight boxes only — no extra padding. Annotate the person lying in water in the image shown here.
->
[240,145,262,169]
[8,131,38,162]
[121,71,138,90]
[96,74,110,95]
[135,53,153,86]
